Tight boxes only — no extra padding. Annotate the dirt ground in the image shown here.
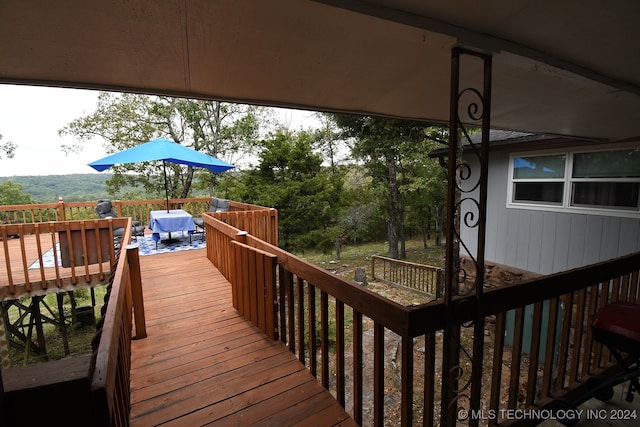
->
[324,268,528,426]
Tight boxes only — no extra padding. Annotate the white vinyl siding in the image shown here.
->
[461,149,640,275]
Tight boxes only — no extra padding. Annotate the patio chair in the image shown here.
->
[192,197,230,240]
[96,199,145,241]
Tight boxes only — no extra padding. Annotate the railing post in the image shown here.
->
[437,269,445,298]
[269,208,278,246]
[127,245,146,339]
[58,197,66,221]
[113,200,123,217]
[234,231,248,313]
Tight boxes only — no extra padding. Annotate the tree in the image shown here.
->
[59,93,265,199]
[329,114,446,258]
[0,134,16,159]
[235,129,342,252]
[400,128,448,248]
[0,180,35,215]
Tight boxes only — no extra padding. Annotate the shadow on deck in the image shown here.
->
[130,248,355,426]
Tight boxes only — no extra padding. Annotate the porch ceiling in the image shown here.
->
[1,0,638,142]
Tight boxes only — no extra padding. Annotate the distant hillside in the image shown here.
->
[0,174,115,203]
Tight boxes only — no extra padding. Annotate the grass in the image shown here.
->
[5,285,108,366]
[298,238,446,278]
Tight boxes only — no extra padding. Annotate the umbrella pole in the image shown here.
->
[163,160,170,212]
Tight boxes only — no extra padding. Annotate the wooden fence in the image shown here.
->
[371,255,444,297]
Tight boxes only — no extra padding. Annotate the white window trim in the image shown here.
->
[506,144,640,218]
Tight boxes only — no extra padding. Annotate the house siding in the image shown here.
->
[461,151,640,275]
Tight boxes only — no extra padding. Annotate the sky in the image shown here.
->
[0,84,320,177]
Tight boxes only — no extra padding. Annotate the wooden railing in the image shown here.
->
[3,198,638,426]
[89,238,145,426]
[204,210,640,426]
[204,208,279,279]
[230,236,278,340]
[0,221,145,426]
[0,219,127,300]
[0,198,266,227]
[371,255,444,297]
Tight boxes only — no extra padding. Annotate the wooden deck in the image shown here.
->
[130,248,356,426]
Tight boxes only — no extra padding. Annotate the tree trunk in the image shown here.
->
[352,223,357,246]
[421,207,429,249]
[387,221,398,259]
[387,154,400,259]
[435,205,442,246]
[399,206,406,259]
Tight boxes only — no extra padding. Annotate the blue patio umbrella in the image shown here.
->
[89,137,234,211]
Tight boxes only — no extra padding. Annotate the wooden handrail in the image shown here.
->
[0,219,126,300]
[89,231,144,426]
[230,238,278,339]
[0,218,144,426]
[0,198,270,227]
[204,207,640,426]
[407,251,640,337]
[205,214,412,336]
[4,198,638,426]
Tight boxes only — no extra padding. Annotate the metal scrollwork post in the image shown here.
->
[441,47,492,427]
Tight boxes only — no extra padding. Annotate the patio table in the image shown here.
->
[148,209,196,243]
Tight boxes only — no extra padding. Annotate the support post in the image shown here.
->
[0,304,10,369]
[127,245,146,339]
[441,47,492,427]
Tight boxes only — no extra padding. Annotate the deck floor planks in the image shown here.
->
[132,351,306,425]
[207,378,351,427]
[165,372,323,426]
[130,335,280,395]
[130,249,356,426]
[130,321,260,377]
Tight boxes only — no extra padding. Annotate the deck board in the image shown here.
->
[130,249,356,426]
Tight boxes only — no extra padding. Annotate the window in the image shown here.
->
[512,154,565,205]
[571,149,640,209]
[508,147,640,216]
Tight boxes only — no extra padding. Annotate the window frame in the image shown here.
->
[507,144,640,218]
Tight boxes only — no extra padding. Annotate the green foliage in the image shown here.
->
[328,114,448,257]
[58,93,264,200]
[337,166,385,245]
[3,99,450,255]
[234,129,344,252]
[0,174,142,202]
[0,180,35,205]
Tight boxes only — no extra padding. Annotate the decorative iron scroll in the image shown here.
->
[441,47,492,427]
